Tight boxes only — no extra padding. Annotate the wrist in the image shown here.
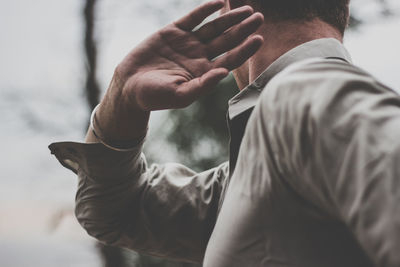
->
[90,104,147,150]
[95,72,150,143]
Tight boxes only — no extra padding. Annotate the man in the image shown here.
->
[49,0,400,266]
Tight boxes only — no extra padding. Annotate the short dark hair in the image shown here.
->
[252,0,350,34]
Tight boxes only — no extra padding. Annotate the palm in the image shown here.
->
[118,1,264,111]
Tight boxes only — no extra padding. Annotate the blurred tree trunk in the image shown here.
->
[84,0,101,111]
[83,1,127,267]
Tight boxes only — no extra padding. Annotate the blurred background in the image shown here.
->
[0,0,399,266]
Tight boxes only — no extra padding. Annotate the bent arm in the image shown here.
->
[49,2,264,262]
[50,90,229,263]
[50,140,229,263]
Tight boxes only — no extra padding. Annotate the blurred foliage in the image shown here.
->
[167,75,238,171]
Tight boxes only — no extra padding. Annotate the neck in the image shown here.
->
[236,19,343,88]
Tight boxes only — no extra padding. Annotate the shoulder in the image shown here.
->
[265,57,381,97]
[259,57,398,122]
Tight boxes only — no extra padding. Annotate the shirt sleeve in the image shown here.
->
[48,140,229,263]
[265,59,400,266]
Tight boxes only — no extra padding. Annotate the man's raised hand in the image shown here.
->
[115,0,264,111]
[90,0,264,143]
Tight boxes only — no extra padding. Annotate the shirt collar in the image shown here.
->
[228,38,352,120]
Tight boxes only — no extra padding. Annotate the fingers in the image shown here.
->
[194,5,254,42]
[175,0,225,31]
[214,35,264,70]
[206,12,264,59]
[175,68,229,106]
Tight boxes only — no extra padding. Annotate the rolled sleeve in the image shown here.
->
[49,140,229,263]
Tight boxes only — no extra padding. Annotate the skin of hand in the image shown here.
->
[87,0,264,143]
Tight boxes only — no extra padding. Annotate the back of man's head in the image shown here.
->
[249,0,350,34]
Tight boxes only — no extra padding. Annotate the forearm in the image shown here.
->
[74,153,229,262]
[86,71,150,144]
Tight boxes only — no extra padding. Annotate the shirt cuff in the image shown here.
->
[48,139,145,183]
